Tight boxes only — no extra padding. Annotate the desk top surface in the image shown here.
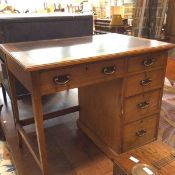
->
[0,34,174,71]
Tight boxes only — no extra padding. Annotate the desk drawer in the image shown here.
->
[40,58,125,95]
[86,58,125,80]
[126,69,164,97]
[123,115,157,152]
[128,52,166,73]
[124,90,161,123]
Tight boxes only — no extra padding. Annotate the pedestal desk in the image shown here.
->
[0,34,174,175]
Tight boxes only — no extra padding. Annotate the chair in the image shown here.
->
[110,14,123,26]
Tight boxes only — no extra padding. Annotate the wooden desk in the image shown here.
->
[0,34,174,175]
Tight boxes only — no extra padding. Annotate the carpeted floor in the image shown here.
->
[0,141,16,175]
[158,78,175,148]
[0,104,16,175]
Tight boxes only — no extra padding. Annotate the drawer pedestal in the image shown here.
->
[2,33,173,175]
[78,52,167,157]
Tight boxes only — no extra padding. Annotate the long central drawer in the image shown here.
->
[39,58,125,95]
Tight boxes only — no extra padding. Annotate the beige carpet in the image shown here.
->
[159,78,175,148]
[0,141,16,175]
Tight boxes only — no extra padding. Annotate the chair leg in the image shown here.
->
[1,83,7,105]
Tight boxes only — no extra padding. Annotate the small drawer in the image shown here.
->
[40,64,87,95]
[123,115,157,152]
[128,52,167,73]
[124,90,161,123]
[86,58,125,80]
[40,58,125,95]
[126,69,164,97]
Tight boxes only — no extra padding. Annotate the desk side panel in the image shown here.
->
[78,79,123,157]
[6,55,32,92]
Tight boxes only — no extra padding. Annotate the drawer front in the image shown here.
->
[123,115,157,152]
[40,64,86,95]
[128,52,167,73]
[124,90,161,123]
[86,58,125,80]
[40,58,125,95]
[126,69,164,97]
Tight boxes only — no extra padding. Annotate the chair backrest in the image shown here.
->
[110,14,123,26]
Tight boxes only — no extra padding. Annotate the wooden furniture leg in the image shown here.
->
[8,71,22,147]
[31,73,48,175]
[1,83,7,105]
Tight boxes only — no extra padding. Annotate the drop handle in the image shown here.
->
[136,129,147,137]
[138,101,149,109]
[140,78,152,86]
[143,58,155,67]
[102,65,116,75]
[53,74,70,85]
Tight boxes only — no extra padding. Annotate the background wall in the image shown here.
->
[166,0,175,43]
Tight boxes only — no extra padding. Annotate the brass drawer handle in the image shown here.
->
[140,78,152,86]
[102,65,116,75]
[143,58,155,67]
[138,101,149,109]
[136,129,147,137]
[53,74,70,85]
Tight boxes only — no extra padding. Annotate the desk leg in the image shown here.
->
[8,71,22,147]
[31,73,48,175]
